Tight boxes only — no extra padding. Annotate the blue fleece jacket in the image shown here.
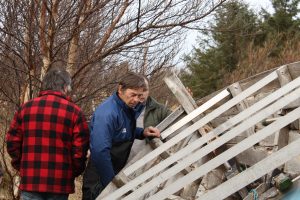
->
[90,92,144,187]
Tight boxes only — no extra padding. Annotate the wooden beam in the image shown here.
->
[101,73,300,199]
[122,71,278,176]
[156,106,185,132]
[277,65,300,108]
[164,72,198,113]
[161,89,230,139]
[146,105,300,200]
[198,137,300,200]
[228,82,255,138]
[120,85,300,199]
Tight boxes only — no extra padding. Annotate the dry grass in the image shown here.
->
[222,37,300,87]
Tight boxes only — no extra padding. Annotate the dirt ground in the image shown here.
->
[68,176,83,200]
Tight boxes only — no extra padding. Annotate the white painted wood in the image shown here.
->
[197,137,300,200]
[156,106,185,132]
[123,71,278,176]
[228,82,255,138]
[102,78,300,200]
[127,88,300,200]
[277,65,300,109]
[277,65,292,86]
[164,73,198,113]
[284,131,300,176]
[146,105,300,200]
[163,73,213,191]
[161,89,230,139]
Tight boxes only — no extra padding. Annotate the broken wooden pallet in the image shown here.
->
[97,61,300,200]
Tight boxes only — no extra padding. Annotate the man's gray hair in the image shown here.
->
[42,67,72,92]
[119,72,148,91]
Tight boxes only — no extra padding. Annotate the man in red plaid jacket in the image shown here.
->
[6,68,90,200]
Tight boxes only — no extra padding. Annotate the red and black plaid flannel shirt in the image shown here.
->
[6,90,90,194]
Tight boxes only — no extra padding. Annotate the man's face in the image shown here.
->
[139,90,149,105]
[118,86,144,108]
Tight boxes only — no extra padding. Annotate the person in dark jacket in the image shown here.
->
[129,77,171,160]
[6,68,90,200]
[82,72,160,199]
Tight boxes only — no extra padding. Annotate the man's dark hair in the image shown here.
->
[42,67,71,92]
[142,75,149,91]
[119,72,147,91]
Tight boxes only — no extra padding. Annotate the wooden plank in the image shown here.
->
[156,106,185,132]
[228,82,255,138]
[161,89,230,139]
[146,105,300,200]
[287,61,300,79]
[120,84,300,199]
[284,131,300,176]
[164,73,198,113]
[166,195,186,200]
[102,77,300,199]
[122,71,278,176]
[277,65,300,109]
[277,65,292,85]
[164,73,229,181]
[163,74,208,167]
[196,68,277,106]
[226,144,269,166]
[195,167,224,198]
[198,137,300,200]
[196,61,300,110]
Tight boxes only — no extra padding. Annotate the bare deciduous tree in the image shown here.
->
[0,0,226,198]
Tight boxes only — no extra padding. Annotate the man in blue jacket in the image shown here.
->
[82,72,160,199]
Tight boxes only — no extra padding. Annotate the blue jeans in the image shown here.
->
[20,191,68,200]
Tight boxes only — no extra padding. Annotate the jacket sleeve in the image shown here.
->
[90,111,116,187]
[72,110,90,177]
[134,127,145,140]
[6,109,22,171]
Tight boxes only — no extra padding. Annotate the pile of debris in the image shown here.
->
[98,61,300,200]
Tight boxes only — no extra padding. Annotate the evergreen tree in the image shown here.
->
[259,0,300,56]
[182,1,259,98]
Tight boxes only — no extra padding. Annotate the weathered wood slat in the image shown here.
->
[156,106,185,132]
[287,61,300,79]
[161,89,230,139]
[227,82,256,198]
[277,65,300,108]
[196,62,300,112]
[163,74,209,148]
[198,137,300,200]
[123,71,278,176]
[164,73,198,113]
[147,105,300,200]
[228,82,255,138]
[119,83,300,199]
[102,75,300,200]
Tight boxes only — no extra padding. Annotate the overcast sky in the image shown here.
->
[245,0,273,12]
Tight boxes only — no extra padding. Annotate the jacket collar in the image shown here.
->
[113,92,134,112]
[39,90,71,101]
[145,96,160,110]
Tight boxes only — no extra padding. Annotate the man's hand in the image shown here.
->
[143,126,160,138]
